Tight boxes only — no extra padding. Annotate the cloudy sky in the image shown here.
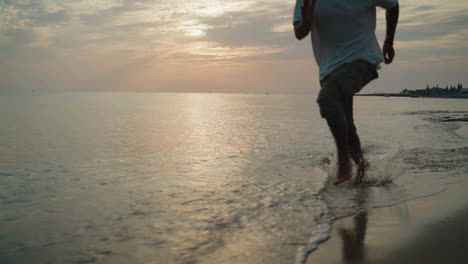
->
[1,0,467,93]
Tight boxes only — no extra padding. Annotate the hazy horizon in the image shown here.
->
[1,0,467,94]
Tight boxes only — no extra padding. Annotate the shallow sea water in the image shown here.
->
[0,93,466,264]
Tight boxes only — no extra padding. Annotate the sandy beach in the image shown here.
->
[306,177,468,264]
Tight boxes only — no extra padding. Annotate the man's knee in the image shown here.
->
[317,100,334,120]
[318,104,347,132]
[317,87,340,120]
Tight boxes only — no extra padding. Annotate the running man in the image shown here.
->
[293,0,399,184]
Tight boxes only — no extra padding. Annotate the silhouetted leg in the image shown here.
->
[344,95,368,184]
[344,96,363,165]
[326,112,351,184]
[318,78,352,184]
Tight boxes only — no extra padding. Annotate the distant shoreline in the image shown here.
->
[356,93,468,99]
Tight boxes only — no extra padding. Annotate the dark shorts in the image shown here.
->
[317,60,378,120]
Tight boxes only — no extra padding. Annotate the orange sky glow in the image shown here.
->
[1,0,467,93]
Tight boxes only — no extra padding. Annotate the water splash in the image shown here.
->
[360,145,405,186]
[319,145,405,187]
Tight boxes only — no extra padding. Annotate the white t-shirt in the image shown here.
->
[293,0,398,80]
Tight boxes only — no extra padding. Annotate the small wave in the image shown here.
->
[295,223,332,264]
[0,171,15,177]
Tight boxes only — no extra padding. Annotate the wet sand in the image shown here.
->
[306,178,468,264]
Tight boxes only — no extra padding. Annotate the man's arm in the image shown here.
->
[383,4,399,64]
[293,0,317,40]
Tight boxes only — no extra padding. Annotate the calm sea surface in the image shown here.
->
[0,93,467,264]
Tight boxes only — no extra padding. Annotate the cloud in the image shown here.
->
[78,1,142,25]
[34,10,69,25]
[397,11,468,41]
[4,28,34,44]
[202,10,291,47]
[0,0,467,93]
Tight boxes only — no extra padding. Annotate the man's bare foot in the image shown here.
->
[334,174,352,185]
[354,159,369,184]
[334,160,352,185]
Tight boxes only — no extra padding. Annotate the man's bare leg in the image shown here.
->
[350,142,368,184]
[327,118,352,184]
[345,96,368,184]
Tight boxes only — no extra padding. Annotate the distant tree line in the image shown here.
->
[400,83,465,97]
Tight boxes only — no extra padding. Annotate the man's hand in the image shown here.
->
[383,43,394,64]
[294,0,317,40]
